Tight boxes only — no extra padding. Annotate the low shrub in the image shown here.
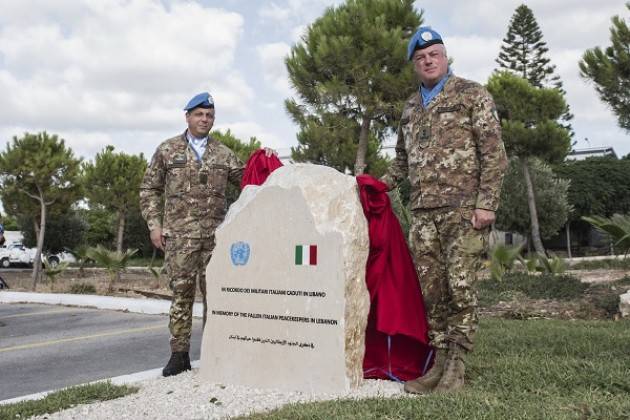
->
[68,282,97,294]
[613,275,630,286]
[571,258,630,270]
[591,291,621,317]
[479,272,588,306]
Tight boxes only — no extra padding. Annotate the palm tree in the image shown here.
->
[583,215,630,256]
[68,245,92,278]
[43,261,69,292]
[87,245,138,293]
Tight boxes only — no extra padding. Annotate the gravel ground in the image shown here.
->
[33,371,404,420]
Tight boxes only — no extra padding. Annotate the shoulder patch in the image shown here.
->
[459,82,478,92]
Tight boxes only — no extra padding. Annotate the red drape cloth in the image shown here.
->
[356,175,431,381]
[241,155,432,381]
[240,149,284,189]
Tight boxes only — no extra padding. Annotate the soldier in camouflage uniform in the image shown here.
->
[140,92,248,376]
[382,27,508,393]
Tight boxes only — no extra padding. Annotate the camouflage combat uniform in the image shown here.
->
[383,75,507,352]
[140,132,243,352]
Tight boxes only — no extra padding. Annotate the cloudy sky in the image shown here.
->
[0,0,628,163]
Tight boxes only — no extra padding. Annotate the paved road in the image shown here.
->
[0,303,202,400]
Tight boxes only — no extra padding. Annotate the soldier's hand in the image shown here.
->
[150,228,166,250]
[471,209,495,230]
[263,147,277,157]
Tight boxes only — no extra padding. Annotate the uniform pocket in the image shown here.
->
[165,164,189,197]
[459,207,474,227]
[436,104,464,125]
[209,164,229,194]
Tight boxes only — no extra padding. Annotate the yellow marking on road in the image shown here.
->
[0,324,165,353]
[0,309,82,320]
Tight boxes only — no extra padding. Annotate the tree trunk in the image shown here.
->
[115,209,125,283]
[565,221,572,259]
[354,116,371,175]
[33,219,40,240]
[521,158,546,256]
[31,199,46,291]
[116,210,125,254]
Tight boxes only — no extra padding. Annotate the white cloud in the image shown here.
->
[258,2,292,22]
[215,121,283,149]
[1,0,628,162]
[0,0,248,133]
[444,35,502,84]
[257,42,292,95]
[257,0,343,27]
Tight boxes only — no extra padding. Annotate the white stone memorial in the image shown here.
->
[620,291,630,318]
[199,164,370,393]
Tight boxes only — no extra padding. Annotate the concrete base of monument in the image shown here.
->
[201,164,371,393]
[2,368,403,419]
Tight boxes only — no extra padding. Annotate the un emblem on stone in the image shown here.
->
[230,241,250,266]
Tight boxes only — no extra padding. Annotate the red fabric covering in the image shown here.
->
[240,157,432,381]
[240,149,284,189]
[357,175,432,381]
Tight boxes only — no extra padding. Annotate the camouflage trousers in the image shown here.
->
[165,236,216,352]
[409,207,489,352]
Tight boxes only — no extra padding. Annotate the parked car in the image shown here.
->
[0,242,39,268]
[46,250,77,267]
[0,243,78,268]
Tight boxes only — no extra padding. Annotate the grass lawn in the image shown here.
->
[0,382,138,420]
[242,318,630,420]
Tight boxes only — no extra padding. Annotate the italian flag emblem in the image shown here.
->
[295,244,317,266]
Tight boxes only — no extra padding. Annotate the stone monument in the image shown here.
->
[199,164,370,393]
[620,291,630,318]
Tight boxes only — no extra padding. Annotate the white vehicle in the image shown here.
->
[0,242,39,268]
[46,250,77,267]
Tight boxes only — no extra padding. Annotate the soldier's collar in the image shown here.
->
[185,130,208,145]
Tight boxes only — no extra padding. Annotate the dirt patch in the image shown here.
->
[480,269,630,321]
[567,269,630,283]
[0,267,178,299]
[479,295,617,320]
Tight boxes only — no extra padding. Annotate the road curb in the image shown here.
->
[0,291,203,318]
[0,361,200,405]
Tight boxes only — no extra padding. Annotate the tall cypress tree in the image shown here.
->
[496,4,572,129]
[497,4,559,88]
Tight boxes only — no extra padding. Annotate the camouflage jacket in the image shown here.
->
[139,132,244,238]
[383,75,508,211]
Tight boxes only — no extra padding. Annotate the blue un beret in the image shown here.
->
[184,92,214,111]
[407,27,444,61]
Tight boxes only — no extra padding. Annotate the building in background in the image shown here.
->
[566,147,617,161]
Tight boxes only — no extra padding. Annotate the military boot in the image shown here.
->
[403,349,447,394]
[433,343,465,393]
[162,352,191,377]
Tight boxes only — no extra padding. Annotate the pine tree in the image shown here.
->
[496,4,573,129]
[83,146,147,255]
[0,132,82,289]
[497,4,560,88]
[285,0,421,175]
[487,71,572,256]
[579,2,630,132]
